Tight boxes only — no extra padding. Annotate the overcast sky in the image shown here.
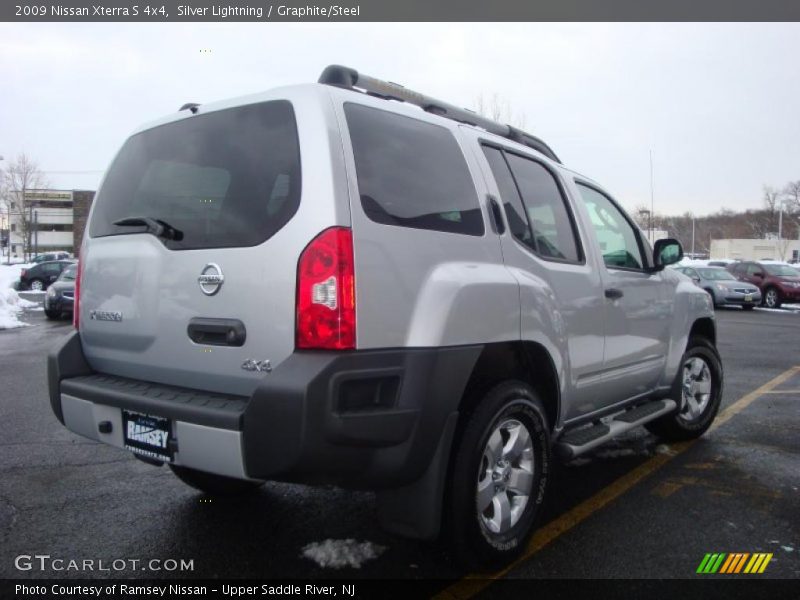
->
[1,22,798,216]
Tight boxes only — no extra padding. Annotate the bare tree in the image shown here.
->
[0,153,49,260]
[783,180,800,214]
[474,93,527,129]
[762,184,780,213]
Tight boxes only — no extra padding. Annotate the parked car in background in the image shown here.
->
[44,263,77,319]
[18,260,75,291]
[707,259,738,268]
[31,251,71,264]
[727,261,800,308]
[674,265,760,310]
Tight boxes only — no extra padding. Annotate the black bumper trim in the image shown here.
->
[61,373,248,430]
[48,332,483,489]
[242,345,483,487]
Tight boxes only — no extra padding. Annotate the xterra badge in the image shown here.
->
[89,310,123,322]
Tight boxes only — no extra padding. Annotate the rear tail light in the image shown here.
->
[20,269,27,278]
[296,227,356,350]
[73,257,84,330]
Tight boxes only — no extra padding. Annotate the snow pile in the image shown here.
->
[301,539,385,569]
[0,287,33,330]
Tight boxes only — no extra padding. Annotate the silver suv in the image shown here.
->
[48,66,722,566]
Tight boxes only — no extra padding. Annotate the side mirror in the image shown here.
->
[652,238,683,271]
[692,276,701,284]
[753,271,764,279]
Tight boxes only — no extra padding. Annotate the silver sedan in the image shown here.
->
[675,266,761,310]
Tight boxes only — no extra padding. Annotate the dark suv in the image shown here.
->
[19,260,75,291]
[727,261,800,308]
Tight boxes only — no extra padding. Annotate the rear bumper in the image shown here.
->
[48,331,481,488]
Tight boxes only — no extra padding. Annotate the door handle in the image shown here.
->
[605,288,624,300]
[187,318,246,346]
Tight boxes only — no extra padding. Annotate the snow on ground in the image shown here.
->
[0,288,35,329]
[0,264,39,329]
[300,539,385,569]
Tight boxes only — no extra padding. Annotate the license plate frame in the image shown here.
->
[122,410,173,462]
[744,294,753,302]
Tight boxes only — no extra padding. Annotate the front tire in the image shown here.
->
[446,381,550,567]
[646,336,723,441]
[45,309,61,319]
[29,279,44,291]
[704,289,718,309]
[169,465,264,495]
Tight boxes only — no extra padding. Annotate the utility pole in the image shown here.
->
[649,149,655,244]
[28,203,33,261]
[34,209,39,258]
[691,214,696,257]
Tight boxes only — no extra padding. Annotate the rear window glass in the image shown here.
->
[89,100,301,250]
[345,103,484,236]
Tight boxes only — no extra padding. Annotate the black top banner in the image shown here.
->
[3,0,800,22]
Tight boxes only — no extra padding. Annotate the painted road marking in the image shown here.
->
[435,365,800,599]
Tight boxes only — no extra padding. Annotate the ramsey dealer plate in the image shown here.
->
[122,410,173,462]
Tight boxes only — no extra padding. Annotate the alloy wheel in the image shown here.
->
[679,356,713,422]
[476,418,535,535]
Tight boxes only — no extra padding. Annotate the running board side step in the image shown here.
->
[555,399,678,460]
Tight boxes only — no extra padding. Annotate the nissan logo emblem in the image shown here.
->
[198,263,224,296]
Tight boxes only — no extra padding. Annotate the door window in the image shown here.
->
[576,184,644,270]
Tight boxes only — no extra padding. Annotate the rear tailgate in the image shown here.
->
[78,93,341,397]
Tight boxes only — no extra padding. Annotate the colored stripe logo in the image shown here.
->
[697,553,772,574]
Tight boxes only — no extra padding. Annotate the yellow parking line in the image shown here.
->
[434,365,800,600]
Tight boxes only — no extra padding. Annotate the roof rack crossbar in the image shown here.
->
[318,65,561,164]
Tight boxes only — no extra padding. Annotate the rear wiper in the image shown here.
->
[113,216,184,241]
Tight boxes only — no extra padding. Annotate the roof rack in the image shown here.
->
[318,65,561,164]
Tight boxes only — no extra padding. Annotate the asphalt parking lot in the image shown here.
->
[1,299,798,590]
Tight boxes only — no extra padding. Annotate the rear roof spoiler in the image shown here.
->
[318,64,561,164]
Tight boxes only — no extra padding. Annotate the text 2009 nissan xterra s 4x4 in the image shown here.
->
[48,66,722,566]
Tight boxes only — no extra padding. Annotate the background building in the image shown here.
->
[710,238,800,262]
[6,189,95,258]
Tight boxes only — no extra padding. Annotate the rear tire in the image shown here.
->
[45,309,61,319]
[645,336,723,441]
[763,287,781,309]
[169,465,264,495]
[445,381,550,568]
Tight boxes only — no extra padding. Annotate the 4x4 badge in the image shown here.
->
[198,263,224,296]
[241,359,272,373]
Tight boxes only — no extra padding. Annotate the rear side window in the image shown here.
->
[345,103,484,236]
[482,146,534,249]
[89,100,301,250]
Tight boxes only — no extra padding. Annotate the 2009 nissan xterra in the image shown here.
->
[48,65,722,566]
